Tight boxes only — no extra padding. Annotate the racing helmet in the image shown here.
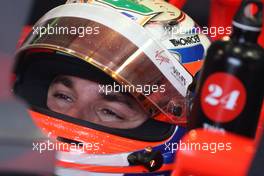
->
[13,0,210,175]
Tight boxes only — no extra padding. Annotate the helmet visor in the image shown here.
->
[16,3,193,124]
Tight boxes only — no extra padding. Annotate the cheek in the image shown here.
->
[46,94,58,111]
[126,113,149,128]
[108,118,147,129]
[134,114,148,125]
[47,93,68,114]
[114,114,149,129]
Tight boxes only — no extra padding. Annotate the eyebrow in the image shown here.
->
[52,76,73,89]
[99,91,134,109]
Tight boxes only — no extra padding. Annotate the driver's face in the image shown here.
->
[47,75,148,129]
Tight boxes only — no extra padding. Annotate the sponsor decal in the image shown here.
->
[68,0,154,15]
[86,0,160,25]
[169,35,200,47]
[121,11,137,21]
[98,0,154,14]
[170,66,187,87]
[169,44,204,64]
[155,50,171,65]
[201,72,247,123]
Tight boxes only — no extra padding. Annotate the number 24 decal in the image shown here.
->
[205,84,240,110]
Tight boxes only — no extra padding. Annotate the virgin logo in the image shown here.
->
[155,50,170,65]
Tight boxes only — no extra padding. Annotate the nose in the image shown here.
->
[66,107,82,119]
[65,105,98,123]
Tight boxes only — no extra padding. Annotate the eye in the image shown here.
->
[53,93,74,103]
[100,108,124,120]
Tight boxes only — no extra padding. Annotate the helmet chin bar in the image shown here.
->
[27,107,187,174]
